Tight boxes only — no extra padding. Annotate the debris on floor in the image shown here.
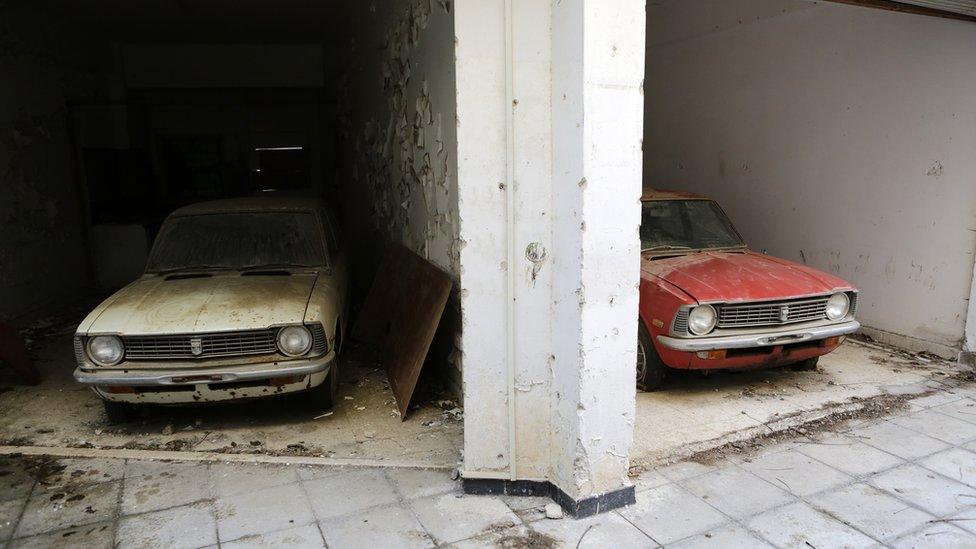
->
[0,323,462,467]
[632,338,970,469]
[544,503,563,520]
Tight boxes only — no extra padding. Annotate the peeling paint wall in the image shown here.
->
[645,0,976,359]
[0,2,114,321]
[336,0,460,389]
[336,0,459,278]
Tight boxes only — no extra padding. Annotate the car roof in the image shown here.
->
[170,196,323,216]
[641,189,710,201]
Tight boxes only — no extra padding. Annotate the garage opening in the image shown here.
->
[0,1,462,469]
[634,0,976,470]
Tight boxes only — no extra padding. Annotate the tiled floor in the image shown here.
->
[1,387,975,547]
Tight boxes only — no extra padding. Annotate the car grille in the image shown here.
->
[715,296,830,329]
[123,329,278,360]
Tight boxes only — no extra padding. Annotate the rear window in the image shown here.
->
[146,212,327,272]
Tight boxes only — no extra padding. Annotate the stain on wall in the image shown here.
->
[644,0,976,357]
[335,0,460,385]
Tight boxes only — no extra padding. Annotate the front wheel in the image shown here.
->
[790,357,820,371]
[304,365,337,412]
[102,400,135,425]
[637,321,666,391]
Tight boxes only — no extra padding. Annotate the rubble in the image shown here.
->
[543,503,563,520]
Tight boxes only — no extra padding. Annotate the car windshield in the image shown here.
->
[146,212,327,272]
[640,200,745,252]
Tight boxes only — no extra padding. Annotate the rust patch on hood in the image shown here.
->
[86,272,318,335]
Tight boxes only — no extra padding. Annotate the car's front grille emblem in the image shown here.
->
[190,337,203,356]
[779,305,790,323]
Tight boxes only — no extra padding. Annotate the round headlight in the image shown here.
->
[277,326,312,357]
[825,292,850,320]
[688,305,717,335]
[87,335,124,366]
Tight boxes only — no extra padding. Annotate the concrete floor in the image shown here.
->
[633,339,967,468]
[0,321,462,469]
[2,313,963,476]
[1,379,974,547]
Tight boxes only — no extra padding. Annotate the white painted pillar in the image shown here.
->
[455,0,645,515]
[549,0,645,509]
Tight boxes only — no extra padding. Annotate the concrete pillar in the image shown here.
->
[455,0,645,516]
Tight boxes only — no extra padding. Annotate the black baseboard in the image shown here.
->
[462,478,635,518]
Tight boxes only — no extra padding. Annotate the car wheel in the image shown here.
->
[790,357,820,371]
[305,365,337,412]
[637,321,666,392]
[102,401,135,424]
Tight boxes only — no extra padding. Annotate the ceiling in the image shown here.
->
[897,0,976,16]
[39,0,347,43]
[829,0,976,21]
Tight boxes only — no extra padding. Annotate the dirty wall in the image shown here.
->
[0,3,113,321]
[644,0,976,359]
[335,1,460,386]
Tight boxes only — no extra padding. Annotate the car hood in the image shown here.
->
[81,272,318,335]
[641,251,852,303]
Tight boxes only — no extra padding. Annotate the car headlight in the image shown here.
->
[87,335,124,366]
[688,305,717,336]
[277,326,312,357]
[825,292,850,320]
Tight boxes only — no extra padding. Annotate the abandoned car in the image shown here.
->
[73,196,348,422]
[637,190,859,390]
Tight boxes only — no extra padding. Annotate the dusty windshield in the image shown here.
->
[147,212,327,272]
[640,200,744,252]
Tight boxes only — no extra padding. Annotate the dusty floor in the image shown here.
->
[1,380,975,548]
[0,316,462,469]
[633,338,969,468]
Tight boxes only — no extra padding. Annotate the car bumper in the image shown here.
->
[657,320,860,352]
[74,353,333,404]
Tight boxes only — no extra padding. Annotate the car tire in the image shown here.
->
[790,357,820,371]
[102,401,135,424]
[637,320,666,392]
[305,365,337,412]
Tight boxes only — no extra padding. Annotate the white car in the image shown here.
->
[73,196,349,423]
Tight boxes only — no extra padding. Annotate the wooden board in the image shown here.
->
[352,245,452,420]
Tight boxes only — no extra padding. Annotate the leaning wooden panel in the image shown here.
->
[353,245,452,420]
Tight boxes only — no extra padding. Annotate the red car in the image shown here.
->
[637,190,860,390]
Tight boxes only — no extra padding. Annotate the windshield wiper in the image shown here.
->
[239,263,312,271]
[154,265,234,274]
[641,245,693,252]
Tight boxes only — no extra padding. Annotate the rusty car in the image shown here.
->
[73,196,348,422]
[637,190,859,390]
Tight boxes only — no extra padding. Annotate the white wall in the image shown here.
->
[645,0,976,358]
[335,0,459,281]
[334,1,461,390]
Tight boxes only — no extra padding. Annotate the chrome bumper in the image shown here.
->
[657,321,860,352]
[73,353,333,387]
